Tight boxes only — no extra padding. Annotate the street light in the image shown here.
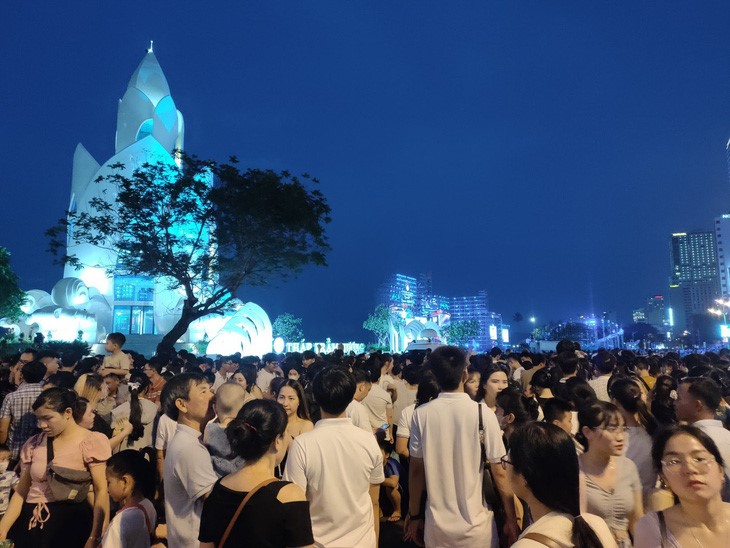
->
[529,316,536,324]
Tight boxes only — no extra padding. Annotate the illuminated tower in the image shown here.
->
[64,44,186,337]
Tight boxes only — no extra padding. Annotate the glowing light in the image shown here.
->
[273,337,285,353]
[489,325,498,340]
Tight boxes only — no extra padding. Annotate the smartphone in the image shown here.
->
[379,423,389,430]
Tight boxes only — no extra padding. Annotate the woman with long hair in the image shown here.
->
[0,388,111,547]
[479,366,510,413]
[634,425,730,547]
[495,389,538,447]
[275,380,314,439]
[111,372,159,451]
[610,378,658,504]
[232,365,264,401]
[198,400,314,547]
[508,422,616,547]
[577,401,643,546]
[650,375,677,426]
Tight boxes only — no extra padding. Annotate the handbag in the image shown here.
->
[478,405,506,539]
[46,435,92,503]
[218,478,278,548]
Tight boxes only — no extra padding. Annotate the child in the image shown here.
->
[99,332,133,379]
[204,382,246,477]
[102,449,157,548]
[376,434,405,522]
[0,446,17,517]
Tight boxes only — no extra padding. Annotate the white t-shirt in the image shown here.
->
[409,392,506,548]
[112,398,159,451]
[392,381,417,426]
[397,403,416,439]
[588,375,611,402]
[362,383,393,439]
[154,413,177,451]
[256,368,275,395]
[346,399,372,432]
[625,425,656,501]
[163,423,218,548]
[283,417,384,548]
[512,511,616,547]
[101,498,156,548]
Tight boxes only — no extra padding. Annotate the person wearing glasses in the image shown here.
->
[634,425,730,547]
[505,422,616,547]
[576,401,643,547]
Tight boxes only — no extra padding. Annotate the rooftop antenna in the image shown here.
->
[147,40,154,53]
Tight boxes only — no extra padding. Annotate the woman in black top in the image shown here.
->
[199,399,314,548]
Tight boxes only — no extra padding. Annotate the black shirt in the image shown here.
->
[199,479,314,548]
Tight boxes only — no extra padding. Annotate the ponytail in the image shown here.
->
[127,386,144,446]
[571,515,603,548]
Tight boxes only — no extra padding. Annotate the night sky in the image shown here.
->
[3,2,730,343]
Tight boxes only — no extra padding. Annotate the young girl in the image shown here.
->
[102,450,157,548]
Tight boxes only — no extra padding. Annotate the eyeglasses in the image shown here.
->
[661,454,716,473]
[500,455,513,471]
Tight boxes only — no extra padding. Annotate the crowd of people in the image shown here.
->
[0,334,728,547]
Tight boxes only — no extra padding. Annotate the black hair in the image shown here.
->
[60,351,79,368]
[555,339,576,353]
[365,355,383,383]
[651,424,725,475]
[575,401,622,451]
[106,332,126,347]
[496,390,538,427]
[680,376,722,411]
[610,378,657,436]
[556,351,579,376]
[312,367,355,415]
[351,367,372,385]
[127,372,151,446]
[262,353,279,365]
[415,371,441,407]
[274,379,311,420]
[146,356,165,374]
[543,397,574,424]
[21,361,47,384]
[593,351,617,375]
[227,399,287,461]
[33,387,85,421]
[561,377,597,409]
[531,367,558,390]
[235,364,258,393]
[106,449,156,500]
[402,364,421,386]
[302,350,317,361]
[160,372,207,421]
[46,371,76,390]
[428,346,467,391]
[510,423,602,547]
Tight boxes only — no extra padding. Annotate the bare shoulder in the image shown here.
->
[277,482,307,504]
[301,420,314,433]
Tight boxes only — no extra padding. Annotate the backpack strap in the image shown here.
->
[522,532,563,548]
[129,503,153,536]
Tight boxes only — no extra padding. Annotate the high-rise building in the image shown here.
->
[377,273,418,319]
[645,295,667,331]
[715,215,730,297]
[669,231,720,330]
[448,290,493,350]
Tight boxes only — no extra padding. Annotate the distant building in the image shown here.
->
[632,308,647,324]
[448,291,496,350]
[645,295,667,331]
[715,215,730,297]
[669,231,720,331]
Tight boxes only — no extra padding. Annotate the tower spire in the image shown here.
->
[147,40,154,53]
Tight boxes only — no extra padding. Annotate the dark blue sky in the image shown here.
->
[3,2,730,342]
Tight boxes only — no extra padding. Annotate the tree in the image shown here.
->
[0,247,25,321]
[512,312,524,323]
[272,313,304,342]
[443,319,480,347]
[363,304,391,348]
[48,155,331,355]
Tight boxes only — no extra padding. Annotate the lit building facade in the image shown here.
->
[669,231,720,331]
[715,215,730,297]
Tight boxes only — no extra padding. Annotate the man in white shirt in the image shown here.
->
[675,376,730,478]
[346,367,374,432]
[162,372,217,548]
[285,368,384,547]
[588,351,615,402]
[256,353,282,398]
[212,356,237,392]
[405,346,518,548]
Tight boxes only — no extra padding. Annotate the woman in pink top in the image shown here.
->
[0,388,111,548]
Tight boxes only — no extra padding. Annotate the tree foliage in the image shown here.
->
[272,313,304,342]
[363,304,391,348]
[0,247,26,321]
[47,155,331,354]
[443,319,480,347]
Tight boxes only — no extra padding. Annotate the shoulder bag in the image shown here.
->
[46,435,93,503]
[218,478,278,548]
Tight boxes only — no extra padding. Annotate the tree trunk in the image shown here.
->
[156,307,201,357]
